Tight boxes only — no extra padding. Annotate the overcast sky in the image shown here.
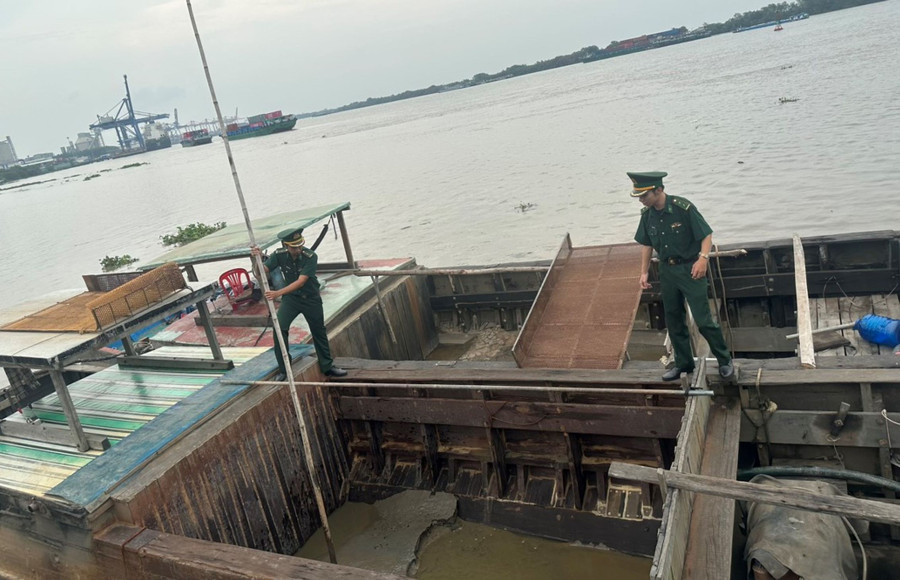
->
[2,0,762,156]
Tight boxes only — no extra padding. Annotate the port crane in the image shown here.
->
[89,75,169,151]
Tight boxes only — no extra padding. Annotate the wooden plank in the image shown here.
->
[740,409,900,447]
[609,461,900,525]
[49,369,89,452]
[814,298,839,356]
[0,420,110,451]
[650,392,710,580]
[861,384,900,540]
[118,356,234,371]
[793,235,815,368]
[197,314,271,327]
[339,397,683,438]
[733,368,900,385]
[682,398,741,580]
[885,293,900,320]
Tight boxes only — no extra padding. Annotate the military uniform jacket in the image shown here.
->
[265,248,321,298]
[633,195,713,261]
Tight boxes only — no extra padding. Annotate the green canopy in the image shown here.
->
[141,202,350,270]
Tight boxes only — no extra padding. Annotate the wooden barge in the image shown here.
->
[0,222,898,579]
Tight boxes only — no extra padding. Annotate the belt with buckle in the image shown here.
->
[665,257,685,266]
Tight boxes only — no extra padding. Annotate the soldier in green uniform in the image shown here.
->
[630,171,734,381]
[250,227,347,379]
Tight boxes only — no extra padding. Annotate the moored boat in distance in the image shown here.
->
[226,110,297,141]
[181,129,213,147]
[733,12,808,33]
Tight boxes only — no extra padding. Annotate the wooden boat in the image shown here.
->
[1,220,898,579]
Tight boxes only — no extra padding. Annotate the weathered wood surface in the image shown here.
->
[731,368,900,385]
[650,390,711,580]
[109,362,349,557]
[95,523,404,579]
[338,396,683,438]
[682,398,741,580]
[610,461,900,526]
[793,235,816,368]
[338,357,899,386]
[741,409,900,447]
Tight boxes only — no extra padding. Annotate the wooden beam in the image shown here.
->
[338,397,683,438]
[118,356,234,372]
[861,384,900,540]
[793,234,816,368]
[195,300,224,361]
[740,409,900,447]
[196,314,271,327]
[336,210,355,268]
[682,398,742,580]
[0,420,110,451]
[733,368,900,385]
[49,369,89,452]
[609,461,900,525]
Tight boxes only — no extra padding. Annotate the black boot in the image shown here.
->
[325,367,347,378]
[662,367,693,381]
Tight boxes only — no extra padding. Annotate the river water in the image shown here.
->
[2,2,899,308]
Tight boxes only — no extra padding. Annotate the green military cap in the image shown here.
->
[628,171,668,197]
[277,227,305,248]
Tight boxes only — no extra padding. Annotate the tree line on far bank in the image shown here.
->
[303,0,883,119]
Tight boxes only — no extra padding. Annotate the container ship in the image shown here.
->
[225,110,297,141]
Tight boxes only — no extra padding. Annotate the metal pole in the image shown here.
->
[351,266,549,277]
[221,379,714,397]
[184,0,337,563]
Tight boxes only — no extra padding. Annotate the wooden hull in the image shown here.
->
[2,229,899,579]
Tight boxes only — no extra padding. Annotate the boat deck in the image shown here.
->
[152,258,414,347]
[0,346,269,497]
[812,294,900,356]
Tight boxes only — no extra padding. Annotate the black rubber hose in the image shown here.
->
[738,466,900,494]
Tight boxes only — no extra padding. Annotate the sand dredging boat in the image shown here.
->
[0,210,898,579]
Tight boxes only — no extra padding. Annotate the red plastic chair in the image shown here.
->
[218,268,255,307]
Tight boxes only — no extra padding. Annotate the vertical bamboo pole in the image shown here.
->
[184,0,337,563]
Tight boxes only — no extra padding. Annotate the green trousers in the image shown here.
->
[659,263,731,370]
[273,293,334,375]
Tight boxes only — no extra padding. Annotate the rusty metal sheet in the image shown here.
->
[514,242,644,369]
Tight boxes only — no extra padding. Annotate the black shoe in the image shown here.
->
[324,367,348,378]
[662,367,693,382]
[719,362,735,380]
[272,372,286,382]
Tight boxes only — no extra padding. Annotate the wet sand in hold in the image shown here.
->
[415,520,651,580]
[295,490,457,576]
